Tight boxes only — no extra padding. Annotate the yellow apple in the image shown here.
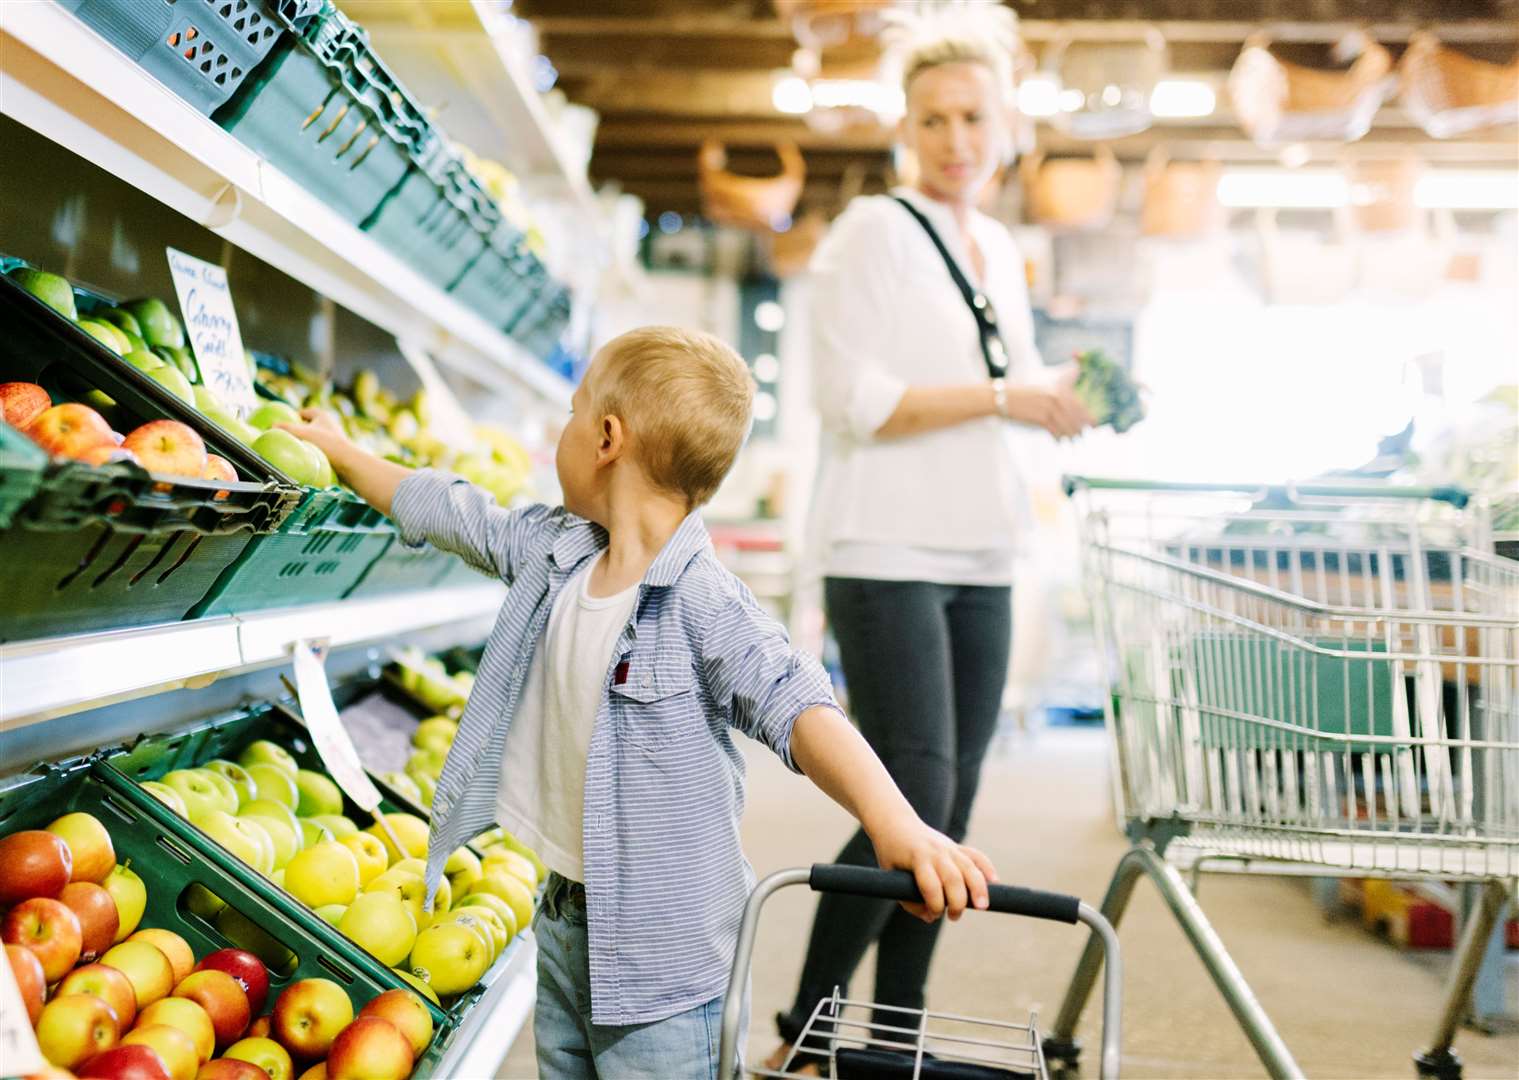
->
[466,871,533,934]
[284,842,360,908]
[364,814,428,864]
[298,818,336,849]
[339,832,388,886]
[237,740,298,778]
[308,814,358,838]
[364,869,429,930]
[140,780,188,817]
[313,904,347,927]
[338,893,417,967]
[389,967,440,1006]
[454,893,518,940]
[430,909,498,962]
[481,849,537,891]
[102,862,147,942]
[448,903,508,955]
[246,762,299,809]
[244,814,299,870]
[196,769,241,815]
[408,919,490,995]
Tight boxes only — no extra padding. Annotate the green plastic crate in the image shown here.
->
[0,419,47,529]
[190,487,396,616]
[365,136,489,293]
[0,757,451,1070]
[448,219,534,330]
[344,539,460,600]
[100,701,525,1036]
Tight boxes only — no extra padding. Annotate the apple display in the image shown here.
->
[410,718,457,754]
[0,381,51,429]
[363,815,428,864]
[26,404,114,460]
[59,962,138,1030]
[194,771,241,816]
[430,910,496,963]
[77,1043,173,1080]
[387,969,438,1007]
[325,1016,413,1080]
[161,772,226,824]
[453,893,518,941]
[174,969,251,1050]
[236,742,298,778]
[242,815,298,870]
[137,997,216,1064]
[122,1024,200,1080]
[145,364,195,408]
[336,894,416,967]
[60,881,120,962]
[202,762,257,808]
[245,1015,272,1040]
[408,920,491,995]
[195,1060,268,1080]
[6,942,46,1024]
[223,1037,292,1080]
[283,843,360,909]
[0,829,73,903]
[100,940,176,1009]
[296,820,334,849]
[357,989,432,1059]
[292,772,343,819]
[44,814,114,884]
[295,1064,326,1080]
[140,782,189,817]
[313,904,346,927]
[122,421,206,480]
[252,430,326,489]
[193,949,269,1017]
[449,904,507,956]
[195,811,272,871]
[362,871,428,932]
[465,872,533,935]
[481,850,537,893]
[271,978,352,1061]
[247,402,301,431]
[3,896,84,982]
[129,929,195,985]
[103,863,147,942]
[35,993,120,1070]
[337,834,388,887]
[307,815,357,839]
[244,766,299,810]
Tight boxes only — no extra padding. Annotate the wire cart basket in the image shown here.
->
[1047,477,1519,1080]
[718,865,1122,1080]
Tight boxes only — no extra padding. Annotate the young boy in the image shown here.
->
[281,326,996,1078]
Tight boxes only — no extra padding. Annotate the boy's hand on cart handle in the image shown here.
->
[870,815,997,923]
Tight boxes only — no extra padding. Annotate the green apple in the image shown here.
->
[146,362,195,406]
[379,771,423,806]
[243,813,299,869]
[444,846,480,881]
[161,769,226,822]
[123,297,185,349]
[430,908,497,963]
[124,348,166,373]
[247,762,299,808]
[452,903,508,955]
[406,748,447,781]
[98,306,143,338]
[413,773,436,808]
[203,759,258,806]
[339,892,417,966]
[248,401,301,430]
[314,903,347,927]
[203,403,261,445]
[365,869,429,930]
[467,872,534,933]
[193,384,226,413]
[295,769,344,817]
[239,740,298,777]
[298,818,335,849]
[79,318,129,355]
[140,780,188,817]
[411,718,458,754]
[390,968,440,1006]
[408,919,491,995]
[10,267,77,320]
[284,841,360,908]
[153,344,198,383]
[253,429,326,487]
[198,809,273,869]
[195,767,241,813]
[309,814,358,838]
[454,893,518,941]
[243,798,300,834]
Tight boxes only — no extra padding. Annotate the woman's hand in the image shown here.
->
[1003,367,1095,439]
[867,810,997,923]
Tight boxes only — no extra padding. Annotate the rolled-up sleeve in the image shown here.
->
[810,201,907,441]
[701,593,844,773]
[389,468,555,585]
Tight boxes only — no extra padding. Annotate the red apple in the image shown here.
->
[122,1024,199,1080]
[48,812,117,883]
[59,962,138,1030]
[194,951,269,1018]
[78,1044,172,1080]
[27,403,114,460]
[271,979,352,1061]
[60,882,120,962]
[200,455,237,499]
[130,930,194,986]
[324,1017,411,1080]
[356,989,431,1059]
[22,1065,78,1080]
[0,381,51,429]
[174,970,250,1050]
[5,942,46,1023]
[3,896,83,982]
[194,1062,267,1080]
[222,1037,292,1080]
[35,993,119,1070]
[0,829,73,903]
[295,1064,325,1080]
[81,443,140,467]
[245,1016,271,1040]
[122,420,206,480]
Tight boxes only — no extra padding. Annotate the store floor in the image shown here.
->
[498,728,1519,1079]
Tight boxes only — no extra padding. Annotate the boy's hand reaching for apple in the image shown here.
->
[276,408,353,463]
[276,408,410,516]
[868,811,996,923]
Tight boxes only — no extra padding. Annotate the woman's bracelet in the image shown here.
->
[990,377,1011,421]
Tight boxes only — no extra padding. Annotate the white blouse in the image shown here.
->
[807,187,1039,585]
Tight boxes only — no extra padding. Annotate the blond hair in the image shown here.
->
[883,2,1020,106]
[590,326,754,508]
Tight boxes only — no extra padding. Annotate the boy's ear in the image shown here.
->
[598,413,625,465]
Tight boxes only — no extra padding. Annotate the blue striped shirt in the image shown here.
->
[391,469,843,1024]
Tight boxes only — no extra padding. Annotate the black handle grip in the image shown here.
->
[808,864,1081,925]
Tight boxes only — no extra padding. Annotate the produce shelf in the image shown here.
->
[0,583,505,730]
[0,0,572,407]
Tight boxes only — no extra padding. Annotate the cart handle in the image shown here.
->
[809,863,1082,924]
[1061,474,1469,508]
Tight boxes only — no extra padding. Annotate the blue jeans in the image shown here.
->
[534,873,746,1080]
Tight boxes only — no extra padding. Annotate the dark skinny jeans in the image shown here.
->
[778,576,1012,1046]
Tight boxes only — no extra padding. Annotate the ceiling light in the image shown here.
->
[1415,171,1519,210]
[1058,88,1087,113]
[1017,77,1060,117]
[772,76,813,116]
[753,353,780,382]
[754,301,786,332]
[810,79,905,117]
[1149,79,1216,118]
[1217,169,1350,208]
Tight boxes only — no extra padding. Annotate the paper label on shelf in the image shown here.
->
[292,641,383,813]
[0,942,46,1076]
[167,247,257,417]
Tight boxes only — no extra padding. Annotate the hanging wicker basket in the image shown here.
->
[1140,150,1224,237]
[1019,145,1121,230]
[698,141,807,231]
[1229,32,1395,144]
[1400,31,1519,138]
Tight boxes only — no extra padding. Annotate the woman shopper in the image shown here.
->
[769,6,1092,1067]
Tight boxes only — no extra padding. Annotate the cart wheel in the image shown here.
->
[1042,1035,1081,1073]
[1413,1048,1462,1080]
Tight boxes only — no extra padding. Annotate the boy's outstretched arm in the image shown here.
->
[279,410,410,514]
[790,706,996,923]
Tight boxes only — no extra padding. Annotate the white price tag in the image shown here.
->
[0,943,46,1076]
[166,247,257,418]
[292,641,383,813]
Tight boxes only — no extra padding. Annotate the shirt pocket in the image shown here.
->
[609,663,694,753]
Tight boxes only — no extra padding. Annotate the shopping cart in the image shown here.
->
[1047,477,1519,1080]
[717,864,1122,1080]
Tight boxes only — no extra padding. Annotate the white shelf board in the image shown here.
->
[0,1,571,408]
[433,930,538,1079]
[0,584,504,731]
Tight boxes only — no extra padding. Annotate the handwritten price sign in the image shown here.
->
[166,247,257,418]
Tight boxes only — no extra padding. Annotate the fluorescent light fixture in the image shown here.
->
[772,75,813,115]
[1059,88,1086,113]
[810,79,905,117]
[1415,172,1519,210]
[1017,77,1060,117]
[1218,169,1350,208]
[1150,79,1216,118]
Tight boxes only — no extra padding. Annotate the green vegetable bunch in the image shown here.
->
[1073,348,1145,433]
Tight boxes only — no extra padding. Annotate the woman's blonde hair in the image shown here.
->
[883,2,1020,107]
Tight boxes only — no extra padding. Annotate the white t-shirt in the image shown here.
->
[495,555,639,881]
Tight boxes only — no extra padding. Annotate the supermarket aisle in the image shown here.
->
[499,727,1519,1078]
